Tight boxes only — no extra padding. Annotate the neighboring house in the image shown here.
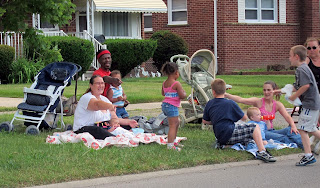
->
[143,0,320,73]
[33,0,167,40]
[1,0,167,69]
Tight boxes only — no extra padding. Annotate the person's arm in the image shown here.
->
[240,114,248,122]
[87,98,114,112]
[276,101,299,134]
[106,88,117,103]
[103,76,122,87]
[202,119,212,125]
[289,84,310,101]
[224,93,259,106]
[122,90,127,101]
[110,110,138,128]
[175,82,187,99]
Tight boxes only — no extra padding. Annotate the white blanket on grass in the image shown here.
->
[231,139,298,157]
[46,131,187,150]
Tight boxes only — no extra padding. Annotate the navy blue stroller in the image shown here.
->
[1,62,81,135]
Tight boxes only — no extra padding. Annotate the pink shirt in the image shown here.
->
[259,98,276,129]
[162,81,181,107]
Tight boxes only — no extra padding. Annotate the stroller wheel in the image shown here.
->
[0,122,13,132]
[179,114,186,128]
[25,125,40,135]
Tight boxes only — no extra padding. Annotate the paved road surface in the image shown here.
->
[32,154,320,188]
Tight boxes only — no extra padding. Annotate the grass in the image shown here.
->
[0,75,301,187]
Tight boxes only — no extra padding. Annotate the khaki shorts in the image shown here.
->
[297,108,319,132]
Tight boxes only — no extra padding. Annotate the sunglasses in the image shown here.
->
[307,46,318,50]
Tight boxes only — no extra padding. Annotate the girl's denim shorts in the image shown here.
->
[162,102,179,117]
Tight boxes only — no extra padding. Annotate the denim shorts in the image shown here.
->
[162,102,179,117]
[116,107,129,118]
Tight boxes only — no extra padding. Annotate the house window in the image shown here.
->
[168,0,187,25]
[244,0,277,23]
[144,13,152,32]
[102,12,129,37]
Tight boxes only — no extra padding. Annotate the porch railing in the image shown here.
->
[40,30,68,37]
[0,32,24,59]
[68,30,107,70]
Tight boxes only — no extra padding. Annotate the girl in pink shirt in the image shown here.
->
[161,62,187,151]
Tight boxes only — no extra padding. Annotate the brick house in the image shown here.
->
[143,0,320,74]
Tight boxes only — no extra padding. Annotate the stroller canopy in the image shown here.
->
[37,62,81,87]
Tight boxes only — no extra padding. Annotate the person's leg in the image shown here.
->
[75,126,115,139]
[252,126,265,152]
[300,130,311,153]
[265,129,292,143]
[167,116,179,143]
[272,127,303,148]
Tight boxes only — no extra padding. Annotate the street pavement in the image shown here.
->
[30,154,320,188]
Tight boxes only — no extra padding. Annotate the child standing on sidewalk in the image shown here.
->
[161,62,186,151]
[107,70,129,119]
[289,45,320,166]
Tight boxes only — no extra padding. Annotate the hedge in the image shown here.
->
[45,36,95,76]
[150,30,188,70]
[0,45,15,83]
[104,39,157,76]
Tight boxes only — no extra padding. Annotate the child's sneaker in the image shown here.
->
[167,145,181,152]
[256,150,277,162]
[296,155,316,166]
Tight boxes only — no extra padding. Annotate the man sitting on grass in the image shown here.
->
[202,78,276,162]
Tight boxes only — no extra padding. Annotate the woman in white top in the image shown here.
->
[73,75,138,139]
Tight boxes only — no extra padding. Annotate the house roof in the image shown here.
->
[94,0,167,13]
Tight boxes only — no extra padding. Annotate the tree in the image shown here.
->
[0,0,75,32]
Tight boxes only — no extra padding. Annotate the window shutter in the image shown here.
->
[279,0,286,23]
[238,0,245,23]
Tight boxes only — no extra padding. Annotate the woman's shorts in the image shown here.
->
[162,102,179,117]
[226,123,256,145]
[297,108,319,132]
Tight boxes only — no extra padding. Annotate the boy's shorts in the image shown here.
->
[116,107,129,118]
[226,123,256,145]
[162,102,179,117]
[297,108,319,132]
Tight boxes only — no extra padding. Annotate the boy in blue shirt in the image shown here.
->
[288,45,320,166]
[203,78,276,162]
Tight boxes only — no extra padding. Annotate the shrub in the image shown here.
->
[45,36,95,76]
[150,30,188,70]
[8,58,44,84]
[104,39,157,76]
[0,45,15,83]
[23,28,63,65]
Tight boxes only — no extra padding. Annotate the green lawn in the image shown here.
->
[0,75,301,187]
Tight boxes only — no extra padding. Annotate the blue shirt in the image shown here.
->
[203,98,244,145]
[248,120,267,140]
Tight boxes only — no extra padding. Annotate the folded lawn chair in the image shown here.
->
[0,62,81,135]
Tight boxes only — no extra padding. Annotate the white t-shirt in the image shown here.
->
[73,92,112,131]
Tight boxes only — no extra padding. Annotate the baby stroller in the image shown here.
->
[0,62,81,135]
[171,49,231,128]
